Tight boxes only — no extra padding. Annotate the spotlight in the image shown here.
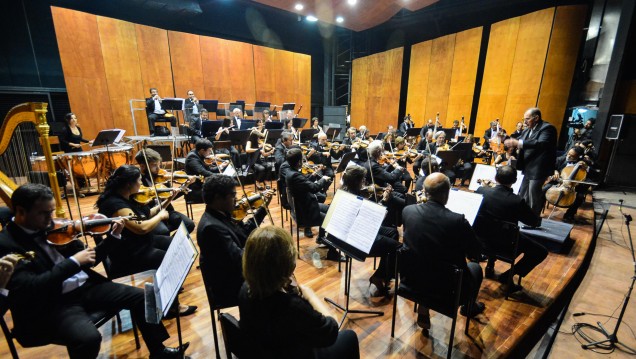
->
[336,16,344,23]
[347,0,357,5]
[306,15,318,22]
[294,3,304,11]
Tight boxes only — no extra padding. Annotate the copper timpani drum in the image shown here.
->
[94,145,133,171]
[30,155,60,172]
[59,151,98,178]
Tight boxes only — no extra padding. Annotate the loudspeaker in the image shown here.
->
[323,106,347,141]
[606,114,629,140]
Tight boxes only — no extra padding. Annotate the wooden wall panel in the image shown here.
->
[273,50,296,113]
[253,46,277,106]
[538,5,588,136]
[97,17,145,134]
[425,34,456,127]
[51,7,113,138]
[502,8,554,132]
[201,37,255,104]
[475,17,520,139]
[350,56,369,130]
[446,27,482,127]
[406,41,432,126]
[135,25,174,100]
[168,31,205,100]
[378,48,403,132]
[294,53,312,118]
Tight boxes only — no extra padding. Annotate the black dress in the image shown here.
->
[59,125,89,153]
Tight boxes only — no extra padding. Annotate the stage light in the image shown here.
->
[336,16,344,23]
[347,0,357,6]
[294,3,304,11]
[306,15,318,22]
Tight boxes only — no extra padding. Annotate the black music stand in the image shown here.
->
[199,100,218,114]
[282,103,295,111]
[451,142,473,161]
[201,120,224,139]
[437,150,462,168]
[293,117,308,129]
[265,121,284,130]
[254,101,271,117]
[239,119,257,130]
[266,129,283,145]
[321,234,384,328]
[332,151,356,194]
[443,128,457,140]
[300,128,318,143]
[229,102,243,113]
[162,99,185,127]
[405,127,422,138]
[325,127,341,142]
[93,130,123,173]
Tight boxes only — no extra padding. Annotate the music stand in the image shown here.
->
[282,103,295,111]
[437,150,462,168]
[266,129,283,145]
[254,101,271,115]
[300,128,318,143]
[325,127,341,142]
[239,119,257,130]
[229,102,243,113]
[443,128,457,140]
[201,120,224,139]
[293,117,308,129]
[265,121,284,130]
[451,142,473,161]
[332,151,356,194]
[198,100,218,113]
[161,98,185,128]
[405,127,422,138]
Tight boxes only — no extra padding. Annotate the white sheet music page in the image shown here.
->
[446,189,483,226]
[324,191,363,241]
[346,199,386,253]
[468,163,523,194]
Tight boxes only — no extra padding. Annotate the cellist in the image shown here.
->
[542,146,588,222]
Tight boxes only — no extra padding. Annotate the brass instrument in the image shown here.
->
[0,103,64,217]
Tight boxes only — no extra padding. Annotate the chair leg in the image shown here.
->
[116,313,123,332]
[296,224,300,259]
[132,317,141,349]
[448,316,457,359]
[373,257,377,270]
[210,309,221,359]
[1,319,19,359]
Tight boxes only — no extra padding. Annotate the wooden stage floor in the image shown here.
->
[0,180,598,358]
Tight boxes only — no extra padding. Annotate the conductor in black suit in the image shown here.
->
[197,175,271,307]
[402,173,485,325]
[0,184,187,358]
[505,108,557,215]
[475,166,548,290]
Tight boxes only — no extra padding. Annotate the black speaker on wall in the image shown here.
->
[322,106,347,142]
[606,114,633,140]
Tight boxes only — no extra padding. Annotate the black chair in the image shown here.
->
[285,188,304,258]
[473,215,520,299]
[277,178,290,228]
[201,274,239,359]
[390,249,470,359]
[0,297,139,359]
[219,312,247,359]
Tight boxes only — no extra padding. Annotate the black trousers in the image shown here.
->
[314,329,360,359]
[109,234,172,278]
[367,226,401,281]
[147,113,177,135]
[463,262,483,306]
[50,280,169,358]
[486,234,548,278]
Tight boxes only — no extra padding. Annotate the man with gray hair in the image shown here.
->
[232,107,243,129]
[402,173,485,329]
[365,140,407,193]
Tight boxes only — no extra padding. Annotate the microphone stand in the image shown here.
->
[582,211,635,352]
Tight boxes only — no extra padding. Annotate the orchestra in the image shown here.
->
[0,101,601,358]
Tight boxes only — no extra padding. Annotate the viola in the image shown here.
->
[46,213,139,246]
[231,190,275,221]
[205,154,230,167]
[154,169,203,185]
[361,184,386,199]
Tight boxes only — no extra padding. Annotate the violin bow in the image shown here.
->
[366,147,379,203]
[140,147,163,215]
[64,156,89,246]
[227,152,260,228]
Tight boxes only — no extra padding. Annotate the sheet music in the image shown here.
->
[346,199,386,253]
[468,164,523,194]
[223,164,236,177]
[446,189,483,225]
[324,192,363,241]
[154,223,198,315]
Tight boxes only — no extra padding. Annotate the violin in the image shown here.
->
[361,184,386,199]
[301,162,322,176]
[545,161,587,208]
[205,154,230,166]
[131,184,174,204]
[231,190,275,221]
[46,214,139,246]
[154,169,203,185]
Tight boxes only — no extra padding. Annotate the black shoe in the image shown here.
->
[369,276,388,297]
[563,214,575,223]
[497,272,523,292]
[304,228,314,238]
[326,248,345,262]
[460,302,485,317]
[150,342,190,358]
[164,305,198,319]
[416,312,431,330]
[485,267,496,279]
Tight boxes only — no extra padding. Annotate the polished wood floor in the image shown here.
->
[0,173,598,358]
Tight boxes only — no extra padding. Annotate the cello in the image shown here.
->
[545,161,587,208]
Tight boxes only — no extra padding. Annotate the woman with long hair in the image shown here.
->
[59,112,92,153]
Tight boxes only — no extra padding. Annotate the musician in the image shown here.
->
[419,119,435,138]
[145,88,176,136]
[283,110,295,120]
[475,166,547,291]
[343,127,358,146]
[341,167,401,297]
[402,173,485,325]
[197,174,271,307]
[398,114,414,136]
[239,226,360,358]
[311,117,324,138]
[134,148,195,235]
[504,108,557,215]
[184,90,203,142]
[308,133,335,178]
[494,145,516,167]
[450,119,466,141]
[543,146,588,222]
[231,107,243,130]
[262,109,272,122]
[365,140,408,194]
[0,184,188,358]
[579,119,594,140]
[0,254,18,293]
[510,121,524,139]
[284,119,298,141]
[430,131,457,185]
[483,120,505,143]
[393,136,418,190]
[60,113,92,153]
[358,125,369,140]
[246,119,275,190]
[185,139,229,203]
[274,131,294,172]
[285,149,340,259]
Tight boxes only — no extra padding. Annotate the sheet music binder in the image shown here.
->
[292,117,308,129]
[161,98,185,111]
[405,127,422,137]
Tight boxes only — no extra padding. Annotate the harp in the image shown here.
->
[0,102,65,217]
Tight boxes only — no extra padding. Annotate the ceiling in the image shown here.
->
[251,0,440,32]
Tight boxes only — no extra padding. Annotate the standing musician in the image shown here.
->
[197,174,273,307]
[542,146,589,222]
[0,183,189,359]
[504,107,557,215]
[134,148,195,234]
[185,139,229,203]
[402,173,485,328]
[365,140,408,194]
[419,119,435,138]
[475,166,547,292]
[343,127,358,146]
[145,88,176,136]
[308,133,336,179]
[59,112,92,153]
[184,90,204,143]
[340,167,402,297]
[398,114,414,136]
[245,119,275,190]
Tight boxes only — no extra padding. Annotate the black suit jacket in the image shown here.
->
[516,120,557,180]
[401,201,481,292]
[274,143,288,169]
[286,169,329,226]
[364,158,402,188]
[0,223,116,342]
[398,121,412,136]
[197,206,265,307]
[475,185,540,227]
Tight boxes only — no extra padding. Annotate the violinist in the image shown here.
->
[358,125,373,141]
[308,133,336,179]
[185,139,229,203]
[494,143,516,168]
[0,183,189,358]
[430,131,457,185]
[197,174,272,307]
[383,125,397,144]
[134,148,195,235]
[274,131,294,172]
[393,136,420,190]
[365,140,408,194]
[246,119,274,190]
[340,166,401,297]
[542,146,588,222]
[343,127,358,146]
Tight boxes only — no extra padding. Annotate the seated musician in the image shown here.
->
[340,167,402,297]
[285,148,340,260]
[475,166,547,291]
[413,157,440,192]
[398,114,414,136]
[384,125,397,144]
[184,90,203,143]
[343,127,358,146]
[213,115,241,167]
[185,139,229,203]
[246,119,275,190]
[483,120,505,143]
[262,109,272,122]
[308,133,336,179]
[189,107,207,144]
[146,88,176,136]
[393,136,419,192]
[274,131,294,173]
[402,173,485,328]
[134,148,195,234]
[284,119,298,141]
[197,174,272,307]
[542,146,589,222]
[239,226,360,359]
[412,129,433,175]
[365,140,408,194]
[510,121,524,139]
[59,112,92,153]
[1,183,188,358]
[358,125,373,141]
[310,117,324,139]
[430,131,457,185]
[450,119,467,142]
[231,107,244,130]
[494,145,516,168]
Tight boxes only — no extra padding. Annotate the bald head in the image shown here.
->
[424,172,450,205]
